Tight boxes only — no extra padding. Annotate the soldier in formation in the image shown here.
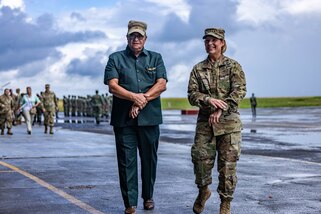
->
[91,90,104,124]
[61,93,111,120]
[71,96,77,116]
[63,96,68,117]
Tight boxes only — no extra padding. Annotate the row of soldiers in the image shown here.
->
[62,90,112,124]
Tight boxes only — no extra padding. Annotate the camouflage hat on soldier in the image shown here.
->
[127,20,147,36]
[203,28,227,53]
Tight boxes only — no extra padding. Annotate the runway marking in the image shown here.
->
[247,154,321,167]
[0,170,15,173]
[0,161,104,214]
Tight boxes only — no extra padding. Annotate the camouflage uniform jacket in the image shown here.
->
[91,95,104,107]
[0,94,14,115]
[42,91,58,112]
[188,55,247,136]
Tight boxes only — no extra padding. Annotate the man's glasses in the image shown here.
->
[128,34,145,41]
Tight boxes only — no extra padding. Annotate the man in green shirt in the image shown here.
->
[104,20,167,214]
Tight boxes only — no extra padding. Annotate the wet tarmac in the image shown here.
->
[0,107,321,213]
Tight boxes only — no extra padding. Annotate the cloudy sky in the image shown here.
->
[1,0,320,98]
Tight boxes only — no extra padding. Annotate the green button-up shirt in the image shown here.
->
[104,46,167,127]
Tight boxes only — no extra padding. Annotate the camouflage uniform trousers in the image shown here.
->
[0,111,13,130]
[43,110,55,127]
[92,106,102,122]
[191,121,241,201]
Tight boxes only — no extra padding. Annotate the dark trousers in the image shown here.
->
[114,125,159,208]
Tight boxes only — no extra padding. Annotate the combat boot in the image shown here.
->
[44,125,48,134]
[1,129,4,135]
[7,128,13,135]
[49,127,54,134]
[219,199,231,214]
[193,186,211,214]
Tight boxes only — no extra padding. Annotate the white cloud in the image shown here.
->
[236,0,321,26]
[282,0,321,15]
[235,0,280,25]
[145,0,191,23]
[0,0,25,10]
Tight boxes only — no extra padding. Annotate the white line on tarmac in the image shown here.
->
[0,161,105,214]
[247,154,321,166]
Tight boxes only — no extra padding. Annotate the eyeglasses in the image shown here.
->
[128,34,145,40]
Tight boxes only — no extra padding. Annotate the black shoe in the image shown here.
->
[144,199,154,210]
[27,131,31,135]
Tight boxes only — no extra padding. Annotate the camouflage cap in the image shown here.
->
[203,28,227,53]
[202,28,225,39]
[127,20,147,36]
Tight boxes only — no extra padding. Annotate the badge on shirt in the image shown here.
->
[146,67,156,71]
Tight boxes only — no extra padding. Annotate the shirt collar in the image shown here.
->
[125,45,148,58]
[202,54,227,69]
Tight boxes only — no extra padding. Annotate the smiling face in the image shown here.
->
[204,35,225,59]
[127,32,147,56]
[26,87,32,95]
[45,84,50,92]
[4,89,10,96]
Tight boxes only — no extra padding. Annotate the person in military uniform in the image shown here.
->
[77,96,82,117]
[67,95,71,116]
[0,88,15,135]
[86,95,92,117]
[71,95,77,117]
[250,93,257,118]
[187,28,246,214]
[104,20,167,214]
[41,84,58,134]
[63,96,68,117]
[35,93,43,125]
[91,90,104,124]
[13,88,22,125]
[106,93,112,117]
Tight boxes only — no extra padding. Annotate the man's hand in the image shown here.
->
[129,105,140,119]
[207,98,228,110]
[131,93,148,109]
[208,109,223,126]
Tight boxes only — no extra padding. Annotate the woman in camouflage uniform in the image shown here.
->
[188,28,246,214]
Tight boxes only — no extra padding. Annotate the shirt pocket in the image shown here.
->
[144,67,157,82]
[218,69,231,94]
[197,70,211,93]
